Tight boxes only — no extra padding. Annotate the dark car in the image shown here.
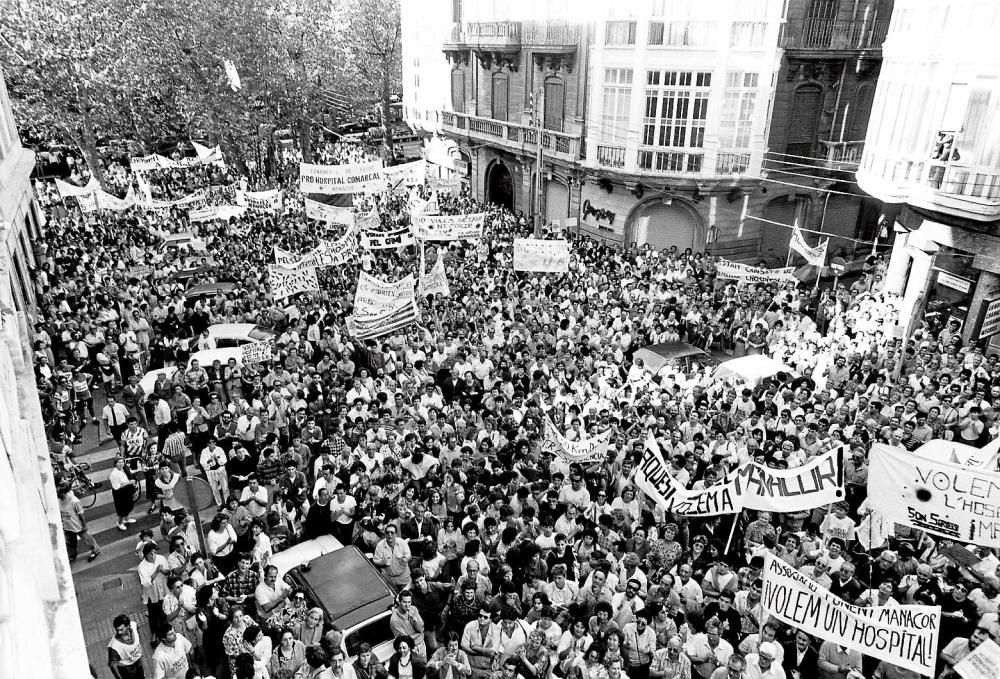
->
[283,546,397,661]
[632,341,717,373]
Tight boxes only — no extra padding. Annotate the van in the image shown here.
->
[206,323,276,348]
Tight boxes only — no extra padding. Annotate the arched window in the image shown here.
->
[848,82,876,141]
[787,83,823,157]
[491,73,509,121]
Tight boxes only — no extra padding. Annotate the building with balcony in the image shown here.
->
[756,0,892,266]
[580,1,787,253]
[436,2,590,223]
[0,67,90,678]
[857,1,1000,346]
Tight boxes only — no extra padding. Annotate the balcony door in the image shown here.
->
[492,74,509,122]
[451,70,465,113]
[544,78,564,132]
[786,84,823,158]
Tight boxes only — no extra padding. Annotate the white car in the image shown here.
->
[137,366,178,403]
[187,347,244,371]
[205,323,276,348]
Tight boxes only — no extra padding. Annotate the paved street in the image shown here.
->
[71,392,214,678]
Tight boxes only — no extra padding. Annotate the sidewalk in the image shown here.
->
[78,576,153,679]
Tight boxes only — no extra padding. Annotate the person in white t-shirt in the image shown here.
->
[151,627,192,679]
[239,475,269,519]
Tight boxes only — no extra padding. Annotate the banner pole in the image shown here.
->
[724,511,741,555]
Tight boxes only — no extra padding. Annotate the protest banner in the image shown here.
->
[354,272,416,315]
[274,246,309,268]
[242,189,282,212]
[128,155,162,172]
[125,265,153,280]
[513,239,570,273]
[955,638,1000,679]
[913,438,1000,471]
[419,248,450,298]
[56,177,100,199]
[299,160,385,194]
[362,225,415,250]
[634,436,844,515]
[868,443,1000,547]
[304,198,355,225]
[144,188,208,210]
[346,298,419,340]
[715,259,798,285]
[411,213,485,241]
[268,265,319,300]
[189,205,246,223]
[762,554,940,676]
[310,227,359,268]
[191,141,225,166]
[95,187,137,211]
[540,418,612,463]
[384,160,426,189]
[789,222,829,266]
[428,177,461,197]
[240,340,274,365]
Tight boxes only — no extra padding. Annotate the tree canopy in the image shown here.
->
[0,0,402,182]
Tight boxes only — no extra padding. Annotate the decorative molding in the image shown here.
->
[477,50,519,72]
[533,53,575,73]
[443,49,470,67]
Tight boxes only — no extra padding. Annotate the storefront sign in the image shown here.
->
[936,269,973,294]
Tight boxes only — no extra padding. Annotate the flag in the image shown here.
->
[789,220,828,266]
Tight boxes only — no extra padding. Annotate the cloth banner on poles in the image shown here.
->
[95,187,137,211]
[762,554,939,676]
[128,155,162,172]
[789,222,829,266]
[143,189,208,210]
[540,418,612,462]
[192,141,226,166]
[362,225,415,250]
[299,160,385,194]
[513,239,570,273]
[304,198,355,225]
[419,247,450,298]
[189,205,246,223]
[411,212,485,241]
[354,272,416,315]
[634,435,844,515]
[346,300,419,341]
[384,160,426,189]
[868,443,1000,547]
[55,177,100,199]
[268,265,319,300]
[715,259,798,285]
[242,189,282,213]
[240,340,274,365]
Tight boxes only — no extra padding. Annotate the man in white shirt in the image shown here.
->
[199,438,229,506]
[102,395,132,446]
[239,475,268,519]
[151,627,192,679]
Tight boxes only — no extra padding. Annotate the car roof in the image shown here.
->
[270,535,342,580]
[642,342,709,360]
[287,546,396,631]
[188,347,243,368]
[186,282,239,297]
[206,323,275,341]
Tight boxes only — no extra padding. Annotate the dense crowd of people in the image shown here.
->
[35,140,1000,679]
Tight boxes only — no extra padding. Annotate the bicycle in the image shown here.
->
[68,462,99,508]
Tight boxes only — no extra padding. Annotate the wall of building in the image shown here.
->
[401,0,454,133]
[0,67,89,679]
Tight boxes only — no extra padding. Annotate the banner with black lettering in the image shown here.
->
[346,299,419,340]
[304,198,355,225]
[268,265,319,300]
[240,340,274,365]
[540,418,612,463]
[633,436,844,515]
[55,177,100,199]
[868,443,1000,547]
[762,554,940,676]
[300,160,385,194]
[274,246,308,268]
[242,189,282,213]
[410,213,485,241]
[349,272,418,340]
[384,160,426,189]
[715,259,798,285]
[514,239,571,273]
[311,226,359,267]
[789,222,828,266]
[362,225,415,250]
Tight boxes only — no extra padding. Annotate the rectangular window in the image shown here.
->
[648,21,665,45]
[719,72,759,150]
[659,21,717,47]
[605,21,637,45]
[639,70,711,174]
[601,68,633,144]
[730,21,767,48]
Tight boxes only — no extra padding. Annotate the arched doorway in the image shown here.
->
[486,161,513,211]
[630,199,704,254]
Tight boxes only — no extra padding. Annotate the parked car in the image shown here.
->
[284,546,397,662]
[205,323,276,348]
[184,282,241,308]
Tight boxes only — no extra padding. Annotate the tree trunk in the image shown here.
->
[78,84,107,189]
[221,132,251,177]
[299,119,312,163]
[381,60,394,164]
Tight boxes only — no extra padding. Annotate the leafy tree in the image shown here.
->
[336,0,402,162]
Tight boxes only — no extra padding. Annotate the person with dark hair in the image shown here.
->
[108,613,146,679]
[299,645,329,679]
[354,641,390,679]
[461,605,501,679]
[388,635,428,679]
[427,632,472,679]
[150,626,192,679]
[242,624,273,678]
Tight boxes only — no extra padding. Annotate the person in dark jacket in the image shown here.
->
[388,636,427,679]
[782,629,819,678]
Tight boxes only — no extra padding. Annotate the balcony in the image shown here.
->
[819,140,865,168]
[779,18,888,55]
[717,151,752,175]
[597,145,626,169]
[438,110,580,163]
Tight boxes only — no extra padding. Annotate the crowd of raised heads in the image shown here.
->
[36,139,1000,679]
